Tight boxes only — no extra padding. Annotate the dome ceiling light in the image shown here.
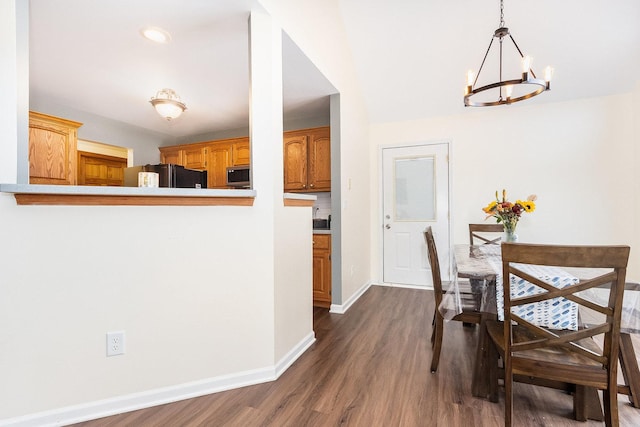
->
[464,0,553,107]
[149,88,187,121]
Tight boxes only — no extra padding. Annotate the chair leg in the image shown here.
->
[430,311,436,345]
[431,313,444,373]
[487,340,499,403]
[504,358,513,427]
[602,388,619,427]
[619,333,640,407]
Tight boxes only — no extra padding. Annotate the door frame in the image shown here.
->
[378,139,453,288]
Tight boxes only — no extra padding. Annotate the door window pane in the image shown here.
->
[394,156,435,221]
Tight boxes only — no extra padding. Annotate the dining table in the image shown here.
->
[439,243,640,419]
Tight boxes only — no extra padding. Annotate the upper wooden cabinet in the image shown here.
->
[158,137,249,189]
[284,126,331,192]
[232,139,250,166]
[182,146,207,170]
[29,111,82,185]
[159,146,183,166]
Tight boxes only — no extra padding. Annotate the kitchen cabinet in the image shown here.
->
[283,126,331,192]
[77,151,127,186]
[206,142,232,188]
[28,111,82,185]
[312,233,332,308]
[232,139,250,166]
[158,137,250,189]
[159,144,206,170]
[160,146,183,166]
[182,145,207,170]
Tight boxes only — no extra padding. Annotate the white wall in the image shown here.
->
[259,0,372,303]
[29,98,174,165]
[369,93,640,282]
[0,1,314,423]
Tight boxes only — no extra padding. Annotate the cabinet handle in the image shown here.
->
[310,184,314,187]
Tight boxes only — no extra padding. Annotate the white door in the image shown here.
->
[382,143,450,287]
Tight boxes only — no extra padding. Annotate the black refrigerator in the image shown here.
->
[144,164,208,188]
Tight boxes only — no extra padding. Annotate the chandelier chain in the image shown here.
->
[500,0,505,27]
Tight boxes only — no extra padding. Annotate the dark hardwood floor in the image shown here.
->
[73,286,640,426]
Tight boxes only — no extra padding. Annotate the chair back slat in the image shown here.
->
[469,223,503,245]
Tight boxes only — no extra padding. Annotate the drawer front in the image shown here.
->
[313,234,331,250]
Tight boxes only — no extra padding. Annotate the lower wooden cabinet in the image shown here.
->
[313,233,332,308]
[77,151,127,186]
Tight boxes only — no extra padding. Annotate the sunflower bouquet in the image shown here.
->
[482,189,537,235]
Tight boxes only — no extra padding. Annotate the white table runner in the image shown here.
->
[493,262,579,330]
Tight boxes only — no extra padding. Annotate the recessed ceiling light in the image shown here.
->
[141,26,171,44]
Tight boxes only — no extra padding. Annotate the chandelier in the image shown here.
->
[150,88,187,120]
[464,0,553,107]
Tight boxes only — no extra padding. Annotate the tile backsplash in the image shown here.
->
[312,192,332,219]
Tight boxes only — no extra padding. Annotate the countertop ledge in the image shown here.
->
[0,184,257,206]
[283,192,316,207]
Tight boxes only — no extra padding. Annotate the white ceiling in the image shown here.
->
[338,0,640,121]
[29,0,335,139]
[29,0,640,140]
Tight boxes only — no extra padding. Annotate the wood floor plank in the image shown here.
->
[72,286,640,426]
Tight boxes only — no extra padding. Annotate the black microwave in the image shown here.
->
[226,166,250,188]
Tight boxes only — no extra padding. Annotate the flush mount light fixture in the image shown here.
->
[140,26,171,44]
[149,88,187,120]
[464,0,553,107]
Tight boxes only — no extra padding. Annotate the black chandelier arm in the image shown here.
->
[507,34,538,80]
[474,36,496,88]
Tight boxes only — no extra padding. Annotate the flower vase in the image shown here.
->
[503,228,518,242]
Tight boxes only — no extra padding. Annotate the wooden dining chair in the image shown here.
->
[424,226,483,373]
[486,242,630,427]
[469,223,504,245]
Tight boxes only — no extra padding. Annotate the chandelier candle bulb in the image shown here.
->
[544,66,554,90]
[467,70,475,86]
[522,55,532,73]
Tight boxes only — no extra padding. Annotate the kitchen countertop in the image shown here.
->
[313,229,331,234]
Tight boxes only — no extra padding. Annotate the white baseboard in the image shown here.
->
[330,280,372,314]
[274,331,316,378]
[375,282,433,291]
[0,334,316,427]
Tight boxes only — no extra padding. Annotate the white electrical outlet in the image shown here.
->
[106,331,125,357]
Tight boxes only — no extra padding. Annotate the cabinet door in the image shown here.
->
[312,234,332,307]
[183,146,206,170]
[232,139,250,166]
[29,112,81,185]
[283,135,308,191]
[207,143,232,188]
[77,151,127,186]
[308,128,331,192]
[160,147,184,165]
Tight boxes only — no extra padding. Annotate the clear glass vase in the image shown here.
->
[503,227,518,242]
